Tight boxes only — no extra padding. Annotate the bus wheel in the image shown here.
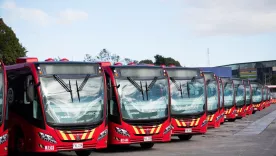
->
[228,119,236,122]
[178,135,192,140]
[75,150,91,156]
[252,111,256,114]
[140,143,154,149]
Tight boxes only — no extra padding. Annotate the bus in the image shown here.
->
[103,63,171,149]
[251,82,263,113]
[218,77,225,124]
[165,67,207,140]
[0,61,8,156]
[220,77,236,122]
[7,57,108,156]
[202,72,221,128]
[243,80,253,115]
[267,85,276,104]
[232,79,246,119]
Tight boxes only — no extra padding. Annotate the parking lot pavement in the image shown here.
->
[53,105,276,156]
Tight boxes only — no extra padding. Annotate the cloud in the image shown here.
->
[57,9,88,24]
[1,1,51,26]
[1,1,88,26]
[182,0,276,36]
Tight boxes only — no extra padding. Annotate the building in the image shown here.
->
[218,60,276,85]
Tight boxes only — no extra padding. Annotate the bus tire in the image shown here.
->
[228,118,236,122]
[75,150,91,156]
[252,111,256,114]
[140,142,154,149]
[178,135,192,140]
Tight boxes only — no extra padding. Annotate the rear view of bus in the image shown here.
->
[221,77,236,122]
[202,72,220,128]
[233,79,246,118]
[251,82,263,113]
[244,80,253,115]
[104,64,171,149]
[166,67,207,140]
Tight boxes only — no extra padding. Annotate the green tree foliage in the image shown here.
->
[154,54,181,66]
[139,59,154,64]
[84,49,138,64]
[0,18,27,65]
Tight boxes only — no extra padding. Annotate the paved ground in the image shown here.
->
[54,105,276,156]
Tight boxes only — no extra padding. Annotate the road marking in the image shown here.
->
[235,110,276,135]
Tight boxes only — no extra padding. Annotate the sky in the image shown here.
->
[0,0,276,67]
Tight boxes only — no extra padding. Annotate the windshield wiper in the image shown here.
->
[170,77,183,98]
[127,77,144,100]
[76,74,90,102]
[53,75,73,102]
[145,77,158,100]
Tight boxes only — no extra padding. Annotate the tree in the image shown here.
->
[154,54,181,66]
[139,59,154,64]
[0,18,27,65]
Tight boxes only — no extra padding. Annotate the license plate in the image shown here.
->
[224,115,226,118]
[73,143,83,149]
[144,136,152,142]
[254,108,257,110]
[185,128,192,133]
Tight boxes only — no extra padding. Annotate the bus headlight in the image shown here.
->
[97,129,108,141]
[163,125,173,134]
[38,132,57,144]
[0,134,8,144]
[115,127,130,137]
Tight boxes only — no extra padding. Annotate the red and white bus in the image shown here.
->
[220,77,236,122]
[103,63,172,149]
[218,77,225,124]
[252,82,263,113]
[165,67,207,140]
[243,80,253,115]
[202,72,221,128]
[232,79,246,119]
[7,57,108,156]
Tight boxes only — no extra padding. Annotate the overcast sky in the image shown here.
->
[1,0,276,67]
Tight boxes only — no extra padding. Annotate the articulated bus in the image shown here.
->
[232,79,246,119]
[202,72,220,128]
[244,80,253,115]
[218,77,225,124]
[251,82,263,113]
[0,61,8,156]
[220,77,236,122]
[103,63,171,149]
[165,67,207,140]
[7,57,108,156]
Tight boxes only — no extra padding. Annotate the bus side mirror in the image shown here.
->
[25,75,35,103]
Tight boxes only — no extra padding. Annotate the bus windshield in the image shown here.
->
[246,86,251,105]
[170,78,205,115]
[116,77,168,120]
[252,87,262,103]
[0,73,3,123]
[263,90,267,101]
[207,80,219,111]
[224,83,234,107]
[219,82,223,108]
[40,75,104,124]
[235,84,245,106]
